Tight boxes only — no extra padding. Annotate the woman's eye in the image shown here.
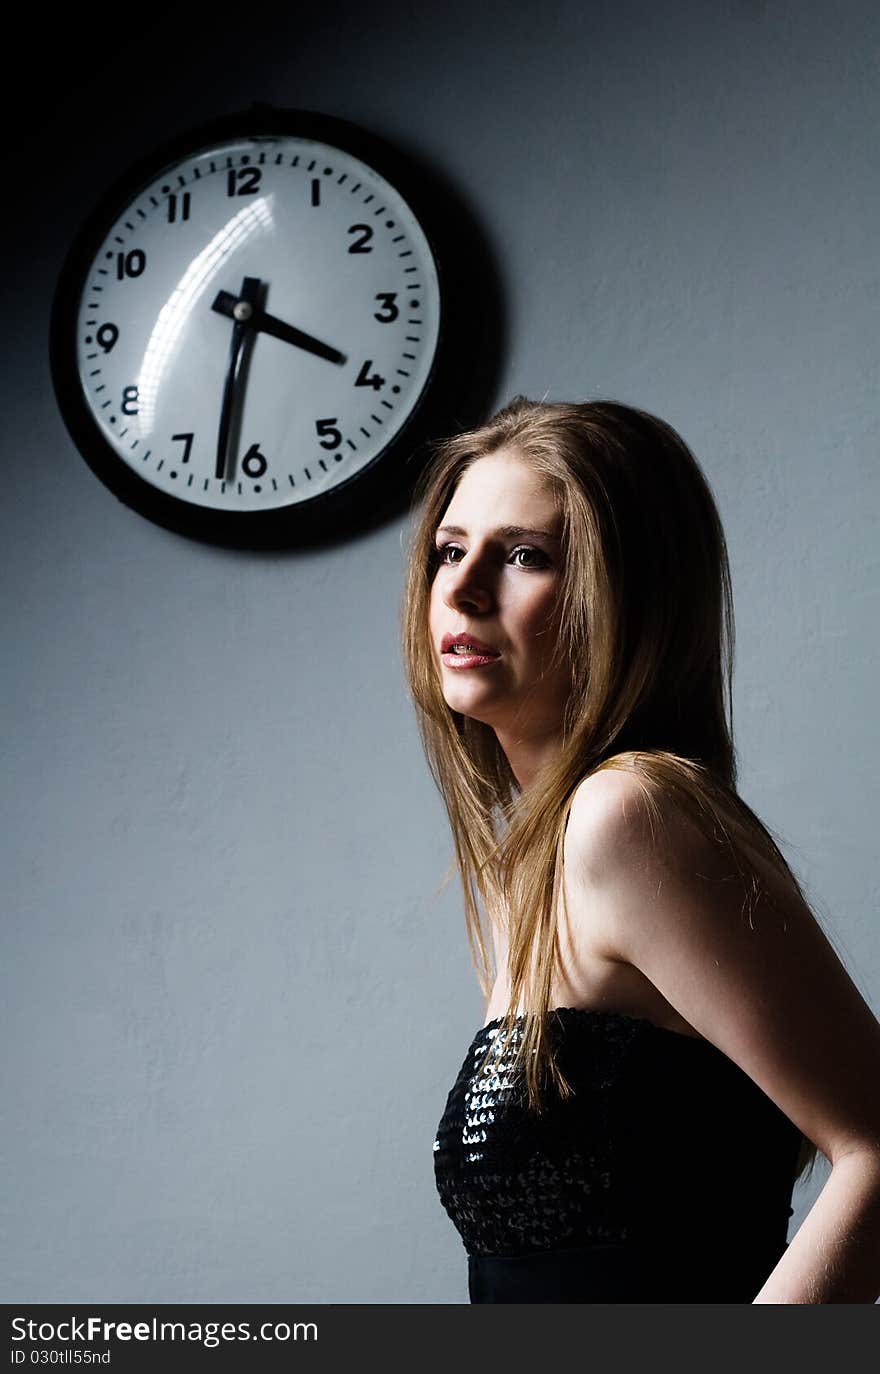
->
[433,542,550,569]
[510,545,550,569]
[434,543,462,565]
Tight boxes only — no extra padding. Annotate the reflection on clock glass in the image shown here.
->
[75,136,442,511]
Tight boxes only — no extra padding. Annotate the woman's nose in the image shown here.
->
[443,556,493,612]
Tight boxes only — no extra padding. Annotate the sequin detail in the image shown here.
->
[432,1007,802,1261]
[433,1009,642,1257]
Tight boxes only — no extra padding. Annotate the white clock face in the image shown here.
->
[74,135,442,512]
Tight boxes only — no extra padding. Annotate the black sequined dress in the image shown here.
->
[433,1007,802,1303]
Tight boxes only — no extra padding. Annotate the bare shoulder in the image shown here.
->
[563,758,775,972]
[565,765,668,882]
[561,765,664,965]
[567,763,781,899]
[562,762,747,966]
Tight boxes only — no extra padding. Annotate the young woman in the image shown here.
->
[401,396,880,1304]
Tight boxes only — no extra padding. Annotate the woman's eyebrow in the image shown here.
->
[436,524,562,542]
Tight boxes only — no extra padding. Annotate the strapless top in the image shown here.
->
[433,1007,803,1302]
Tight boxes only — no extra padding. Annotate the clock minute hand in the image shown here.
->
[213,276,262,481]
[212,290,346,365]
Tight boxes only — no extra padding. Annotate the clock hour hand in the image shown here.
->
[214,276,262,481]
[211,289,346,365]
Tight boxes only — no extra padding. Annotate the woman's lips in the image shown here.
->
[441,651,502,669]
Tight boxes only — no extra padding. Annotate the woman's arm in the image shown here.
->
[564,769,880,1303]
[752,1147,880,1303]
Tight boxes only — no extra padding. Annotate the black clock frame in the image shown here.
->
[49,102,501,550]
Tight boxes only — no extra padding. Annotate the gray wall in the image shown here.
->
[4,0,878,1302]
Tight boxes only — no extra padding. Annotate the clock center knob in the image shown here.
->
[233,300,253,322]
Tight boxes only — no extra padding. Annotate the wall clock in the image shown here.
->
[49,104,490,549]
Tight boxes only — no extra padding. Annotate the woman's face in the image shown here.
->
[428,450,571,737]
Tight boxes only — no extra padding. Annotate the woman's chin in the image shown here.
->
[443,690,504,726]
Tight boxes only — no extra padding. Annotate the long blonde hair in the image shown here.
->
[401,394,823,1183]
